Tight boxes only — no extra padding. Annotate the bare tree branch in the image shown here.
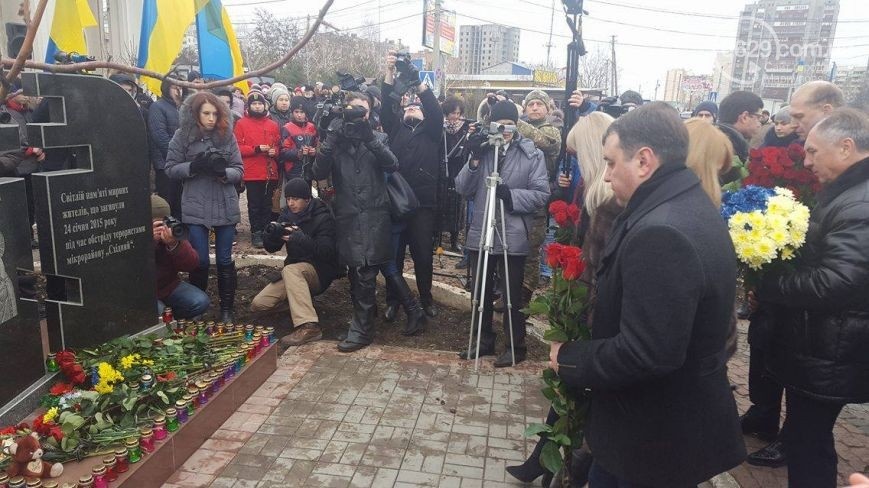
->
[3,0,49,97]
[0,0,334,92]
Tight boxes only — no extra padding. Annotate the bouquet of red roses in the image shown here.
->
[743,143,821,206]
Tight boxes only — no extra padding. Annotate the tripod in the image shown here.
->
[466,128,516,371]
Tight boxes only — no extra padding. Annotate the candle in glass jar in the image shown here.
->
[102,456,118,482]
[114,447,130,473]
[7,476,24,488]
[139,427,155,453]
[152,415,167,441]
[244,324,254,341]
[195,380,208,405]
[175,400,189,423]
[125,438,142,463]
[92,464,108,488]
[77,475,94,488]
[42,482,58,488]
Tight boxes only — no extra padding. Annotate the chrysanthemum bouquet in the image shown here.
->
[721,185,810,279]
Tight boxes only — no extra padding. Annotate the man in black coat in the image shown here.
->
[148,76,184,216]
[251,178,338,349]
[381,52,444,320]
[311,92,399,352]
[551,102,745,487]
[757,108,869,488]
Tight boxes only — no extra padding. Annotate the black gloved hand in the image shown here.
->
[327,117,344,135]
[210,155,228,177]
[356,120,376,143]
[403,64,421,85]
[189,153,210,175]
[496,183,513,211]
[466,132,487,159]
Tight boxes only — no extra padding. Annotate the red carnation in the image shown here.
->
[566,204,581,225]
[549,200,568,215]
[552,210,569,227]
[157,371,177,383]
[545,243,564,268]
[49,382,74,396]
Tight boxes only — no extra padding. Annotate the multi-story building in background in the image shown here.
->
[730,0,839,101]
[663,69,685,103]
[833,60,868,102]
[458,24,520,75]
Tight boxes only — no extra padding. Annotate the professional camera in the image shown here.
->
[162,216,188,240]
[264,221,296,240]
[313,71,367,132]
[202,147,231,176]
[466,121,516,157]
[388,50,421,103]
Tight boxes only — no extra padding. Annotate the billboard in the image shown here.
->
[422,0,456,56]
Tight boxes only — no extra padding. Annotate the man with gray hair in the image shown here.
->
[756,107,869,487]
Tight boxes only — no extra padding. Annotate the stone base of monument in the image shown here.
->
[46,343,278,487]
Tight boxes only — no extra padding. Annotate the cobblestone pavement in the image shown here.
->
[163,320,869,488]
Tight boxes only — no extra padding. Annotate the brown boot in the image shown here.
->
[280,322,322,348]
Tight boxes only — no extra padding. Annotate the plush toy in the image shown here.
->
[5,432,63,478]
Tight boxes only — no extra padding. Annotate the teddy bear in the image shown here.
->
[5,432,63,479]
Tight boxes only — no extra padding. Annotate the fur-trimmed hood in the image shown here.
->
[178,93,236,145]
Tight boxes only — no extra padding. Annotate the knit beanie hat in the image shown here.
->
[773,106,791,124]
[523,89,552,110]
[490,100,519,123]
[269,83,290,105]
[284,178,312,199]
[151,194,171,219]
[247,90,268,113]
[290,96,306,112]
[692,101,719,121]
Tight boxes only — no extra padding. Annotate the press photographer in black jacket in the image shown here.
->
[381,51,444,320]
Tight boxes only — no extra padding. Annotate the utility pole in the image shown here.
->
[305,14,311,81]
[431,0,443,97]
[545,0,555,68]
[610,35,618,96]
[654,79,660,101]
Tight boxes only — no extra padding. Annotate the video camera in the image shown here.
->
[466,121,516,157]
[313,71,368,132]
[598,97,630,119]
[162,216,188,240]
[388,51,421,103]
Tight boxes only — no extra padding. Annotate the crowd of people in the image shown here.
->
[1,58,868,487]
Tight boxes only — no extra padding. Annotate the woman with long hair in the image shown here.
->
[684,117,734,208]
[165,91,244,323]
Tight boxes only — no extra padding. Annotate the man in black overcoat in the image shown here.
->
[550,102,746,487]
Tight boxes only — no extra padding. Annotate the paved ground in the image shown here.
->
[162,319,869,488]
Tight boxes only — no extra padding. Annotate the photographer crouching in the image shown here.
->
[311,92,400,352]
[381,51,444,320]
[152,195,210,320]
[250,179,337,348]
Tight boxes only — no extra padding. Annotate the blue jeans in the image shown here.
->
[379,221,406,278]
[187,224,235,269]
[157,281,210,319]
[540,224,556,278]
[588,461,696,488]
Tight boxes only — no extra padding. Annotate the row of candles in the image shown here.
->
[22,323,276,488]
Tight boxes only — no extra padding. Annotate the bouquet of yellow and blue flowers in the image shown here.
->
[721,185,810,274]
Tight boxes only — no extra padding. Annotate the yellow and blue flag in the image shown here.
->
[196,0,247,93]
[45,0,98,63]
[138,0,201,95]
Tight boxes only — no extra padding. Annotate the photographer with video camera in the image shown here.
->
[165,91,244,324]
[381,50,444,320]
[455,101,550,367]
[311,92,399,352]
[250,178,337,348]
[151,195,210,320]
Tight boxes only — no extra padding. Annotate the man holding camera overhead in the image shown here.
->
[311,91,399,352]
[250,178,338,349]
[380,51,444,321]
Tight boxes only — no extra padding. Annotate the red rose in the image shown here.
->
[787,143,805,163]
[548,200,568,216]
[760,147,780,164]
[50,382,74,396]
[553,210,569,227]
[157,371,177,382]
[0,425,16,435]
[562,258,585,280]
[749,148,763,164]
[769,162,784,177]
[566,204,581,225]
[63,363,86,385]
[55,350,76,367]
[545,243,564,269]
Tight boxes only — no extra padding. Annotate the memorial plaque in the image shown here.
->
[25,73,156,351]
[0,176,43,404]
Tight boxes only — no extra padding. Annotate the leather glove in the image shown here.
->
[357,120,376,143]
[496,183,513,211]
[189,153,210,175]
[210,155,228,177]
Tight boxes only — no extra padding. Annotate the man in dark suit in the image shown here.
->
[550,102,746,487]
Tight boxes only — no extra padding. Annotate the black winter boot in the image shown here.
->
[217,262,237,324]
[189,266,209,292]
[386,275,427,336]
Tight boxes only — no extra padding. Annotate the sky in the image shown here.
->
[223,0,869,100]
